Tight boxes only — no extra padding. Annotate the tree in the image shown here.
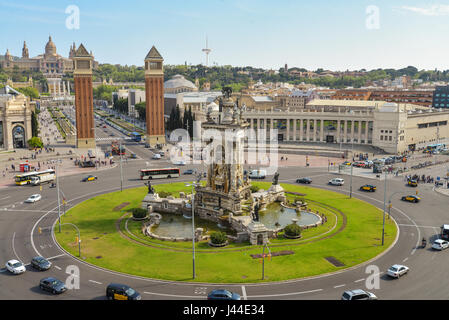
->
[113,98,128,114]
[27,136,43,148]
[31,111,39,137]
[17,87,39,99]
[135,102,146,121]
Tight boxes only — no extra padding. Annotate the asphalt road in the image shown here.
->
[1,121,449,300]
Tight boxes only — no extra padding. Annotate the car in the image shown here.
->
[387,264,409,278]
[152,153,161,160]
[296,177,312,184]
[342,161,351,166]
[159,151,165,156]
[81,175,97,182]
[109,133,114,137]
[39,277,67,294]
[106,283,141,300]
[207,289,241,300]
[401,195,420,203]
[407,180,418,187]
[183,169,194,175]
[103,125,107,128]
[432,239,449,250]
[341,289,377,300]
[31,256,52,271]
[329,178,344,186]
[360,184,376,192]
[5,259,26,274]
[25,194,42,203]
[173,160,186,166]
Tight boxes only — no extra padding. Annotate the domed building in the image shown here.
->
[0,36,98,75]
[164,74,198,94]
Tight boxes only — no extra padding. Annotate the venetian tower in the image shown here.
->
[194,87,251,220]
[144,46,166,147]
[73,44,95,149]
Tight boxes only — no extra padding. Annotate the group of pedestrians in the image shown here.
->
[406,174,435,184]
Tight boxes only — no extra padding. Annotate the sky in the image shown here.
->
[1,0,449,71]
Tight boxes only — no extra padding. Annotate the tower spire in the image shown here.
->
[202,36,212,67]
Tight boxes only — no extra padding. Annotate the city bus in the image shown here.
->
[424,143,446,153]
[139,168,180,180]
[15,169,56,186]
[130,132,142,142]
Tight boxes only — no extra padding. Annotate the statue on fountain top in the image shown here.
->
[272,171,280,185]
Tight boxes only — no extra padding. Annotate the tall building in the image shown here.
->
[144,46,166,147]
[432,86,449,109]
[73,44,95,149]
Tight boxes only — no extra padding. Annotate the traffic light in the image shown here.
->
[416,190,419,195]
[38,227,42,234]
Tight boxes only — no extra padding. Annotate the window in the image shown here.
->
[380,136,383,140]
[389,136,392,141]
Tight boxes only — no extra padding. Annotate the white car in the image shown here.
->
[152,153,161,160]
[173,160,186,166]
[25,194,42,203]
[5,259,26,274]
[341,289,377,300]
[432,239,449,250]
[387,264,409,278]
[329,178,345,186]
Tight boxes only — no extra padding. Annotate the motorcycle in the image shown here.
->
[421,238,427,248]
[49,183,56,188]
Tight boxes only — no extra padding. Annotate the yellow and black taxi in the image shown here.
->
[81,175,97,182]
[342,161,352,166]
[401,195,421,203]
[407,180,418,187]
[360,184,376,192]
[106,283,141,300]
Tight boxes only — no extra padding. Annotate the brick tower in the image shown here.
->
[73,44,95,149]
[144,46,166,147]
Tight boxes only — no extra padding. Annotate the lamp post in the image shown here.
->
[261,243,271,280]
[382,170,387,246]
[349,138,354,198]
[387,191,402,220]
[56,160,61,233]
[59,223,81,257]
[185,173,202,280]
[119,139,123,192]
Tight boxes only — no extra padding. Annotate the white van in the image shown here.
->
[249,169,267,179]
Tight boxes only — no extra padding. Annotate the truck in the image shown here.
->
[111,141,126,156]
[249,169,267,179]
[30,171,56,186]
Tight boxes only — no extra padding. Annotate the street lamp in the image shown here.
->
[55,160,62,233]
[349,138,354,198]
[382,170,387,246]
[58,223,81,257]
[185,172,202,280]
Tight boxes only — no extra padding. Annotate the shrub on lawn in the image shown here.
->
[158,191,172,198]
[284,223,302,237]
[210,231,227,245]
[250,185,260,193]
[131,208,148,219]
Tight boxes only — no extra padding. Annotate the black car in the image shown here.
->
[183,169,194,175]
[39,277,67,294]
[31,256,51,271]
[207,289,241,300]
[106,283,141,300]
[296,177,312,184]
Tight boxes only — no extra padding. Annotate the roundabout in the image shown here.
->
[53,182,397,283]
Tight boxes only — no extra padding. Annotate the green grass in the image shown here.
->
[54,182,397,283]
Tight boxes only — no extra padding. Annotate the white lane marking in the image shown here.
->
[402,257,409,263]
[334,284,345,288]
[241,285,247,300]
[397,224,440,229]
[89,280,102,285]
[354,278,365,283]
[54,266,62,270]
[47,254,66,260]
[143,292,206,299]
[0,196,11,201]
[249,288,323,298]
[12,232,23,262]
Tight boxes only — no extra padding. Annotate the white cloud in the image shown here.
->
[401,4,449,16]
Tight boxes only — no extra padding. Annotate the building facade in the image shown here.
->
[242,99,449,154]
[432,86,449,109]
[0,86,32,150]
[73,44,95,149]
[144,46,166,147]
